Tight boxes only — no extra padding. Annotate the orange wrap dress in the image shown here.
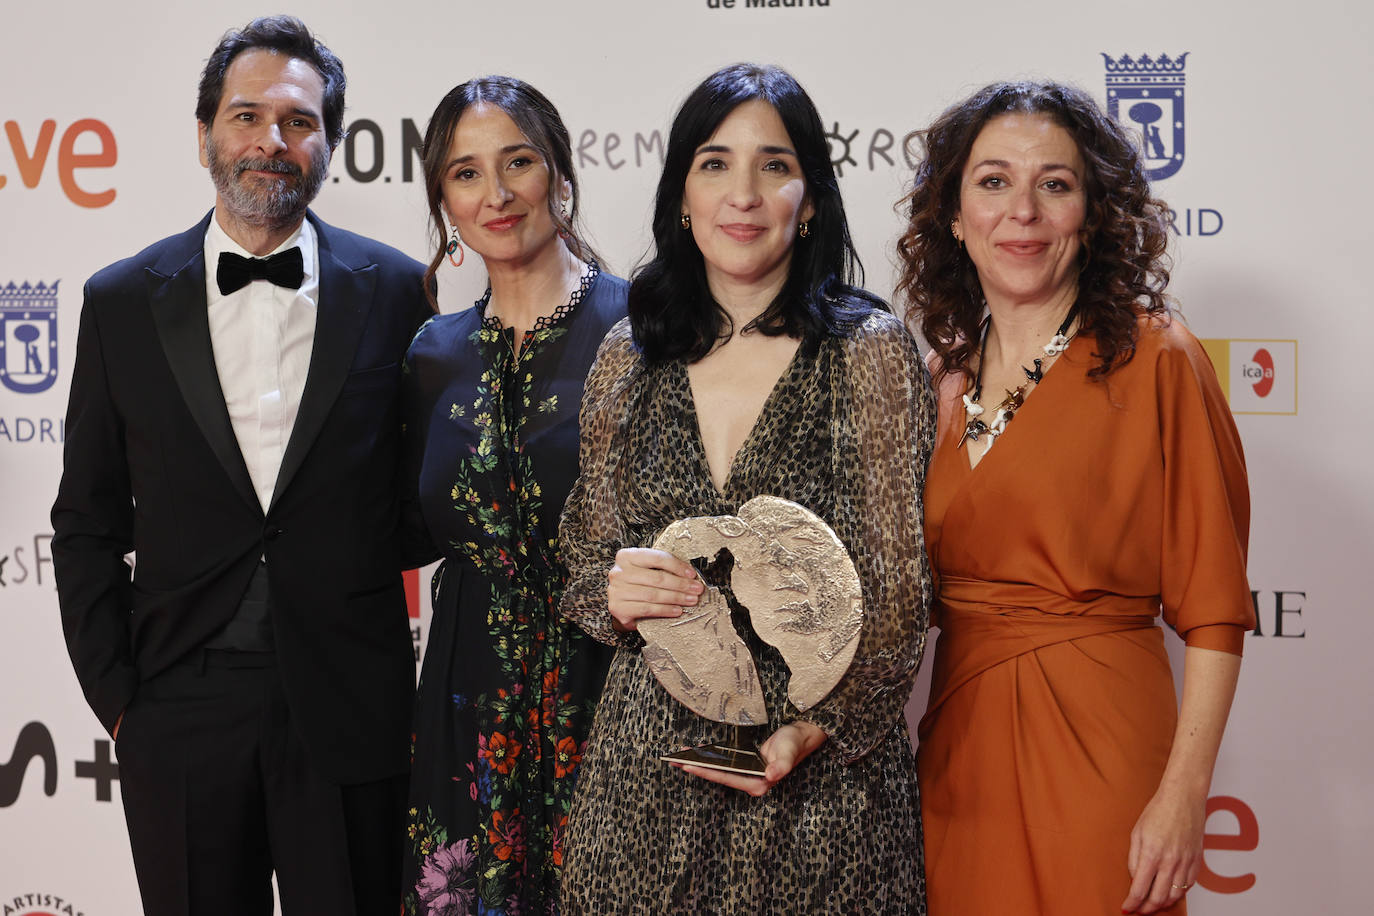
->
[917,316,1254,915]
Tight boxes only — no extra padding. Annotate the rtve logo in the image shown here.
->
[0,119,117,208]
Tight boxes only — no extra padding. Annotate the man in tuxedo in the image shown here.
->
[50,16,433,915]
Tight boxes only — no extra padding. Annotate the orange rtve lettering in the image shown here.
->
[1,118,117,206]
[1198,795,1259,893]
[58,118,117,207]
[3,119,58,188]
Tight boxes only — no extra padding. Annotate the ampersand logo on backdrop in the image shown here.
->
[0,281,58,395]
[0,534,55,588]
[1103,53,1187,181]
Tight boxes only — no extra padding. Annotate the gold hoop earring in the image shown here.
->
[680,213,691,230]
[798,220,810,239]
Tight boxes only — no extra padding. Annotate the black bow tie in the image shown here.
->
[216,248,304,295]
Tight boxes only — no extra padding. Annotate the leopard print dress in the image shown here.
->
[558,311,935,915]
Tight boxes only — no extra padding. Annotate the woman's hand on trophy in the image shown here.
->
[606,547,703,631]
[676,722,829,796]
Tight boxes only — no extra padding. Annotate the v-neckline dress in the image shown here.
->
[558,312,937,915]
[917,316,1254,916]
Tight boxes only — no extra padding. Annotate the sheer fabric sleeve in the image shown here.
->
[799,311,937,763]
[1154,320,1254,654]
[558,318,645,649]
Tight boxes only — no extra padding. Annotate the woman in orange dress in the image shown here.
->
[896,81,1254,915]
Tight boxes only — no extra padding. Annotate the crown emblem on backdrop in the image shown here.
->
[0,280,61,309]
[1101,53,1189,75]
[1,280,61,394]
[1102,52,1189,182]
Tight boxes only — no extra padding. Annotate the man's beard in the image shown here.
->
[206,133,329,225]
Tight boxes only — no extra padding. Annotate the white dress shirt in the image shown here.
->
[204,213,319,512]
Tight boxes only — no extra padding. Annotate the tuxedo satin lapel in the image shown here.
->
[145,248,260,513]
[270,235,377,509]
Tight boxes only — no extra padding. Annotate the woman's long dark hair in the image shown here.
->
[895,80,1172,381]
[419,75,599,311]
[630,64,882,364]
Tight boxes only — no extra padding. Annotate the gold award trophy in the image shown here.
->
[639,496,863,775]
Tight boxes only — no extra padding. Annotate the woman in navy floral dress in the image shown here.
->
[400,76,626,916]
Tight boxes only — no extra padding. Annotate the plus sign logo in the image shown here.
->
[74,739,119,802]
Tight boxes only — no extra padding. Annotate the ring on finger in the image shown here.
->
[1170,883,1192,891]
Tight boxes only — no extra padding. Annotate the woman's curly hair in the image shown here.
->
[895,80,1172,382]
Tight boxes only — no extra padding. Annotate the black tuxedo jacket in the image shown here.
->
[51,210,434,784]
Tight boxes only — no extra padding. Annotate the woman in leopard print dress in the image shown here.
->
[557,64,935,915]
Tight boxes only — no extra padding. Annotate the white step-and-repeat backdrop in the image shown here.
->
[2,1,1368,912]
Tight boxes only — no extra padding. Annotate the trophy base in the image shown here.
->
[660,742,767,777]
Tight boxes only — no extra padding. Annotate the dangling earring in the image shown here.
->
[680,213,691,230]
[798,220,810,239]
[446,225,465,268]
[558,197,572,241]
[951,220,964,248]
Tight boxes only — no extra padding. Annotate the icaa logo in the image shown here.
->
[0,281,59,394]
[1103,53,1187,181]
[1245,348,1274,397]
[1200,339,1298,415]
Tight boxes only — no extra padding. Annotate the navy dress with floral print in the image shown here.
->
[401,265,627,916]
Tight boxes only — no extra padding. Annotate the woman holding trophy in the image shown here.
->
[557,63,935,914]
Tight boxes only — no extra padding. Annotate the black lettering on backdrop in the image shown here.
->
[604,133,624,171]
[0,535,54,588]
[634,131,664,167]
[75,739,120,802]
[0,721,57,806]
[901,129,921,169]
[868,129,894,169]
[1165,207,1224,237]
[8,544,24,584]
[576,129,599,169]
[401,118,424,183]
[32,533,52,586]
[1250,590,1307,638]
[345,119,384,183]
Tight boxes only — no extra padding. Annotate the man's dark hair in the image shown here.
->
[196,16,347,148]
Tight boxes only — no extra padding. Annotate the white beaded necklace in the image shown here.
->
[958,310,1075,450]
